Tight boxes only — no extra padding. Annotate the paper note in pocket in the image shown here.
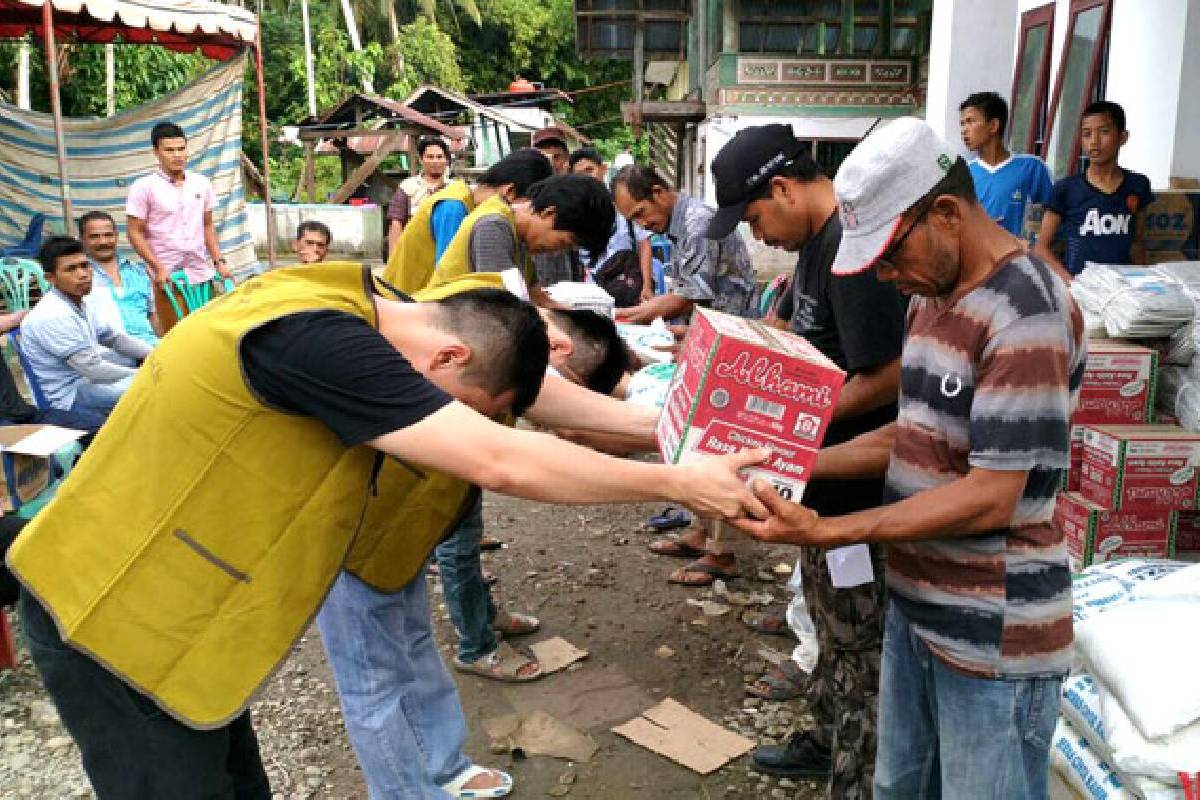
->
[826,544,874,588]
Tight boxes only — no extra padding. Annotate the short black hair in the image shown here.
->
[151,122,186,148]
[38,235,85,274]
[568,147,604,170]
[296,220,332,244]
[527,174,617,256]
[480,148,554,200]
[433,289,549,416]
[747,150,823,203]
[610,164,671,202]
[547,308,634,395]
[77,210,116,234]
[960,91,1009,139]
[416,136,449,159]
[905,156,978,215]
[1082,100,1126,133]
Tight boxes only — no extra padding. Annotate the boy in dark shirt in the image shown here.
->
[1034,100,1154,277]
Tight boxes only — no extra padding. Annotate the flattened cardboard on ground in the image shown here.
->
[504,664,654,732]
[529,636,588,675]
[483,710,598,763]
[612,697,754,774]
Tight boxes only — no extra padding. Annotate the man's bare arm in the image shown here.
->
[204,211,230,279]
[617,293,693,324]
[525,374,656,448]
[812,422,897,481]
[832,358,900,422]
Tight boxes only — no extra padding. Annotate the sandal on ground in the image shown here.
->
[492,610,540,637]
[480,535,504,551]
[746,658,809,701]
[454,641,543,682]
[645,506,693,531]
[742,606,798,639]
[441,765,513,798]
[668,559,738,587]
[648,533,706,558]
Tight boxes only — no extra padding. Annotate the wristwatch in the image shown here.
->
[214,257,227,266]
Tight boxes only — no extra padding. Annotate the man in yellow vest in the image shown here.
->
[7,262,767,799]
[384,148,553,294]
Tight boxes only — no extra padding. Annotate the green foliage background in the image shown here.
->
[0,0,643,200]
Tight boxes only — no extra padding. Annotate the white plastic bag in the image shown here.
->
[785,558,818,673]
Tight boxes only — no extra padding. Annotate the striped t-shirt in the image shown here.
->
[884,252,1085,679]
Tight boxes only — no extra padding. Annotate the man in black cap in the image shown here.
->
[706,124,905,799]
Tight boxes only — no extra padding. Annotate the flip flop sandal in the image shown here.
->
[745,659,809,701]
[441,765,513,798]
[480,535,504,552]
[742,607,798,639]
[645,507,693,531]
[454,641,543,682]
[492,610,540,637]
[649,534,707,558]
[668,559,739,587]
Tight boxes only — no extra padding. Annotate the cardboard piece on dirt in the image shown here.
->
[530,637,588,675]
[612,697,754,774]
[483,710,598,763]
[504,664,654,731]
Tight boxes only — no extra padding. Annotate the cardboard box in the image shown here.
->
[0,424,86,512]
[657,307,845,502]
[1065,425,1085,492]
[1176,510,1200,556]
[1078,424,1200,511]
[1054,491,1176,569]
[1074,341,1158,425]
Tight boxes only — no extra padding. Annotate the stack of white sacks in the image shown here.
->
[1052,560,1200,799]
[1068,261,1200,432]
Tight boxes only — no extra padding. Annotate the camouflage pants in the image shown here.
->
[798,479,887,800]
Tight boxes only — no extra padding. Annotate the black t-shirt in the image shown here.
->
[241,310,452,447]
[787,212,907,442]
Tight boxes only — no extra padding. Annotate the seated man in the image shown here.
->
[294,220,332,264]
[80,210,160,345]
[21,236,153,417]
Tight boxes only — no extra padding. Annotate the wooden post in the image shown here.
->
[329,136,404,205]
[253,31,277,269]
[105,43,116,117]
[300,0,318,118]
[41,3,73,231]
[303,141,317,203]
[632,7,645,137]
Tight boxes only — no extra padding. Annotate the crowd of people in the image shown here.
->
[0,89,1160,800]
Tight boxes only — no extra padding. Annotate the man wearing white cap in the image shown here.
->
[734,117,1084,799]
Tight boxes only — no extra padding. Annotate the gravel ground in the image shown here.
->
[1,495,824,800]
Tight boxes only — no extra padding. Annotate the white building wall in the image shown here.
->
[1168,1,1200,183]
[924,0,1019,153]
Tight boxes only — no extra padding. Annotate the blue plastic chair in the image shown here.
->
[0,213,46,259]
[162,271,235,320]
[0,257,50,311]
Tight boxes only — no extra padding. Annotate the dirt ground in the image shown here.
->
[1,493,824,800]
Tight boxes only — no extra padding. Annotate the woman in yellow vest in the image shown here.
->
[383,148,554,294]
[6,261,770,799]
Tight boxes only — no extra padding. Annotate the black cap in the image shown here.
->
[705,124,806,239]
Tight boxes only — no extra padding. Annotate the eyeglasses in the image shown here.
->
[875,204,930,271]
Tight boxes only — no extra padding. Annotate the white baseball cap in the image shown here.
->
[830,117,958,276]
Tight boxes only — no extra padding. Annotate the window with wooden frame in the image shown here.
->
[738,0,844,55]
[851,0,882,55]
[1042,0,1114,177]
[1008,3,1055,154]
[889,0,920,55]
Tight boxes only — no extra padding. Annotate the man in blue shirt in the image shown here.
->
[1035,100,1154,277]
[21,237,152,417]
[961,91,1053,240]
[79,211,160,345]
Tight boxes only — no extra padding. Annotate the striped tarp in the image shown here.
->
[0,54,258,274]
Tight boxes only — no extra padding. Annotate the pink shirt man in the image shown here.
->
[126,169,217,284]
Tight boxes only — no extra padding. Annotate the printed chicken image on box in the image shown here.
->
[1054,491,1176,570]
[657,307,845,502]
[1073,340,1158,425]
[1078,424,1200,511]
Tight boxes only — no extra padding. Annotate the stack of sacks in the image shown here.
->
[616,319,675,365]
[545,282,615,317]
[624,361,676,410]
[1156,366,1200,433]
[1071,264,1194,339]
[1053,562,1200,800]
[1154,263,1200,365]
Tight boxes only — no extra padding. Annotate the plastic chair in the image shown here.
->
[0,213,46,259]
[162,271,235,320]
[5,330,49,410]
[0,257,50,312]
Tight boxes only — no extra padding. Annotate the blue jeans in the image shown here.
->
[434,499,498,663]
[70,375,133,417]
[316,571,470,800]
[873,603,1062,800]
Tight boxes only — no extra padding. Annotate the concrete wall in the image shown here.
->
[924,0,1019,153]
[1173,3,1200,183]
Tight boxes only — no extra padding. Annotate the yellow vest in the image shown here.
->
[383,179,472,293]
[427,195,534,291]
[7,262,466,727]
